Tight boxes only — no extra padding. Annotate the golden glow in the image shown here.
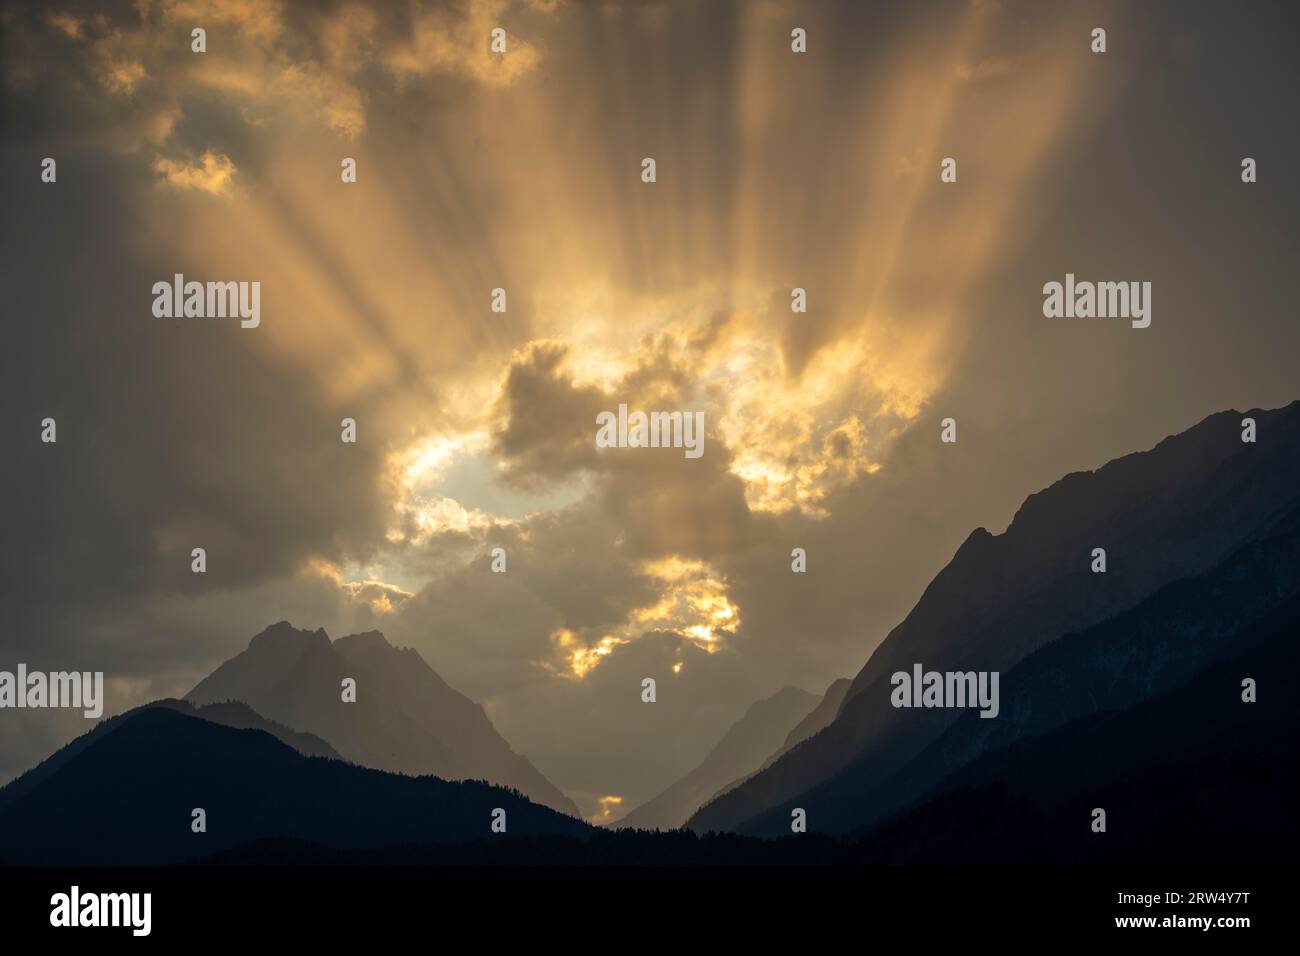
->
[544,557,741,677]
[550,629,630,679]
[40,0,1097,684]
[340,579,413,615]
[633,559,740,651]
[305,559,411,615]
[305,557,344,586]
[398,432,489,489]
[589,795,624,824]
[385,431,505,543]
[153,152,237,196]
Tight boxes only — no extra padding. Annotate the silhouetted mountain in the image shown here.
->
[0,707,590,865]
[187,623,579,816]
[849,621,1299,866]
[191,830,840,867]
[743,509,1300,835]
[760,678,851,771]
[690,401,1300,834]
[180,700,341,759]
[667,678,853,818]
[615,686,818,830]
[183,624,1298,868]
[0,698,338,815]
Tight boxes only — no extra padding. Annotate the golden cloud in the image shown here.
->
[589,794,623,824]
[101,59,146,94]
[384,1,543,88]
[152,150,237,195]
[542,557,741,678]
[46,12,84,39]
[340,579,414,615]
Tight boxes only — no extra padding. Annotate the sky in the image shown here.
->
[3,0,1299,818]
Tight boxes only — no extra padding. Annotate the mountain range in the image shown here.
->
[850,613,1298,865]
[0,698,338,818]
[689,402,1300,835]
[767,501,1300,839]
[2,401,1296,865]
[0,705,589,865]
[614,684,819,830]
[186,623,579,816]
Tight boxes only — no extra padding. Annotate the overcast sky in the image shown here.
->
[3,0,1298,817]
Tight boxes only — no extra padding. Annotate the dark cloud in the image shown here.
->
[491,343,608,484]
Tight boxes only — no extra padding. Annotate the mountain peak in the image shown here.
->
[333,630,395,655]
[952,526,993,556]
[755,685,817,714]
[688,399,1300,836]
[615,684,820,830]
[0,706,591,865]
[187,620,580,817]
[248,621,330,653]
